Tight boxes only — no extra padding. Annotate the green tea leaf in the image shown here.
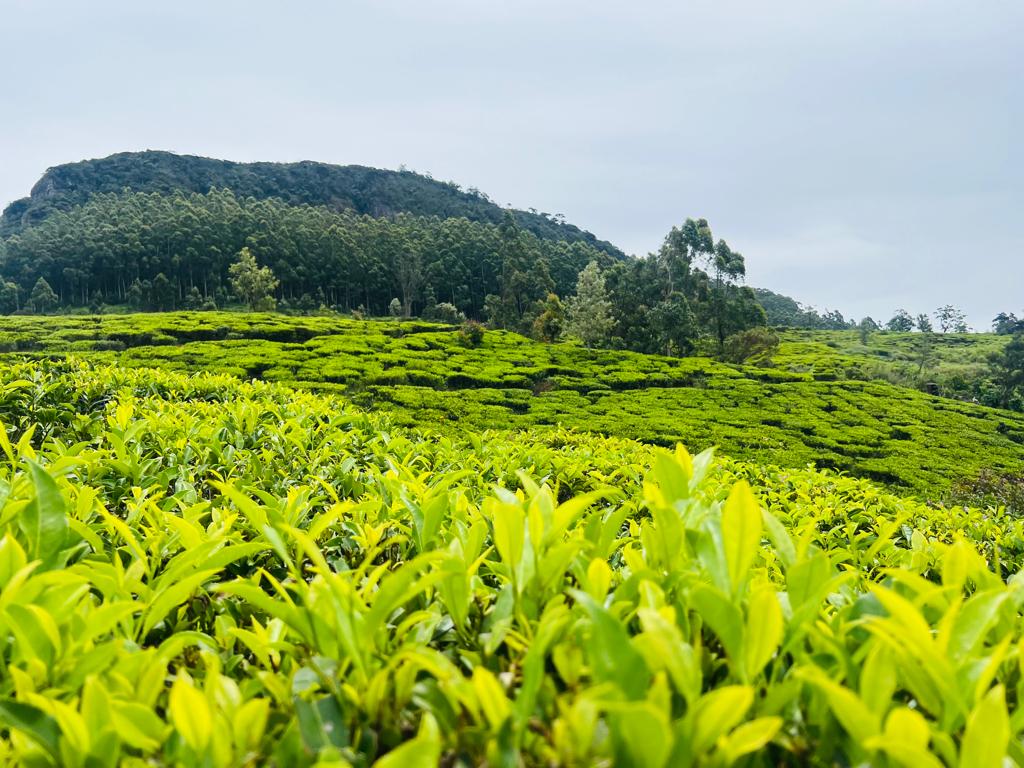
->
[721,481,761,594]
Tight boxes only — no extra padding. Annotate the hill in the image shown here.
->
[1,311,1019,497]
[0,150,625,257]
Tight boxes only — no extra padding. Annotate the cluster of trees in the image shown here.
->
[883,305,970,333]
[756,290,979,337]
[988,310,1024,410]
[519,219,766,355]
[0,189,767,356]
[993,312,1024,335]
[0,189,615,318]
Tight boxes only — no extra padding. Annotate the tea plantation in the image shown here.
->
[0,312,1018,497]
[1,358,1024,765]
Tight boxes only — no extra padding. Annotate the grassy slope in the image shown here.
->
[775,328,1007,386]
[1,311,1020,497]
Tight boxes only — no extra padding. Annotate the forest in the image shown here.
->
[0,187,766,356]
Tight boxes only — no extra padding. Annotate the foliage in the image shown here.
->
[950,469,1024,517]
[0,359,1022,765]
[935,305,969,333]
[27,278,58,314]
[564,261,613,348]
[0,150,623,256]
[754,288,855,330]
[0,189,615,318]
[458,319,485,347]
[423,302,464,325]
[987,333,1024,410]
[721,328,780,364]
[886,309,915,332]
[994,312,1024,335]
[0,313,1018,495]
[772,328,1011,405]
[531,293,565,343]
[603,221,764,356]
[229,247,280,311]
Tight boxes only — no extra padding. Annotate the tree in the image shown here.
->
[916,313,934,333]
[935,305,967,334]
[126,279,145,310]
[858,317,879,344]
[0,282,19,315]
[393,248,423,318]
[229,247,279,310]
[709,239,747,350]
[993,312,1023,335]
[183,286,203,310]
[565,261,613,348]
[531,293,565,343]
[388,298,403,318]
[28,277,58,314]
[886,309,915,332]
[649,293,697,356]
[988,333,1024,409]
[721,327,780,364]
[151,272,174,311]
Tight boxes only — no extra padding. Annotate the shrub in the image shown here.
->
[428,302,464,324]
[459,319,485,347]
[722,327,780,364]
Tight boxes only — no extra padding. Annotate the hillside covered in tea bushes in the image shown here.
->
[0,311,1018,498]
[0,358,1022,765]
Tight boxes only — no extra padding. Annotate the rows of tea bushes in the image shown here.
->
[0,312,1020,497]
[0,359,1023,765]
[773,328,1014,410]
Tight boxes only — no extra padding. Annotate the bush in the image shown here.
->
[427,302,465,324]
[721,327,780,364]
[459,319,485,347]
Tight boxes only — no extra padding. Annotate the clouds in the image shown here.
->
[0,0,1020,327]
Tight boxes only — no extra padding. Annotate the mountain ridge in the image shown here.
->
[0,150,625,257]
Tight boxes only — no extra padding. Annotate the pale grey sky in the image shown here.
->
[1,0,1020,327]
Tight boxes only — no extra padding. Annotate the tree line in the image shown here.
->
[0,188,616,318]
[0,189,767,356]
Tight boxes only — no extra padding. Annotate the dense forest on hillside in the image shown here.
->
[0,189,617,317]
[0,150,624,256]
[0,189,767,354]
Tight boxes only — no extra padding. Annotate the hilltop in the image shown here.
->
[0,150,624,256]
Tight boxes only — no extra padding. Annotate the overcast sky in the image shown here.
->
[1,0,1020,326]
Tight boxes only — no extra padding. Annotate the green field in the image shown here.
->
[0,311,1018,498]
[0,357,1022,765]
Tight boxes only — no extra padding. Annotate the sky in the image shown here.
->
[1,0,1020,327]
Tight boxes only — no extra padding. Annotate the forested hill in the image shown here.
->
[0,150,624,255]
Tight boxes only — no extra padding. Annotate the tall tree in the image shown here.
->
[886,309,915,332]
[993,312,1023,335]
[709,239,747,350]
[229,247,279,310]
[935,305,967,333]
[989,333,1024,409]
[28,277,58,314]
[565,261,613,348]
[531,293,565,343]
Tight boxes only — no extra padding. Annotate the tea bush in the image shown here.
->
[0,313,1019,497]
[0,360,1023,765]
